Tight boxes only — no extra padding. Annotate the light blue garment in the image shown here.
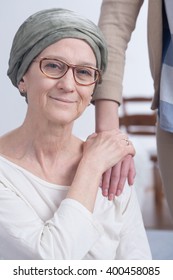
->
[159,0,173,132]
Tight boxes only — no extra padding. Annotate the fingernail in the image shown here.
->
[108,194,114,201]
[103,189,108,196]
[116,189,121,196]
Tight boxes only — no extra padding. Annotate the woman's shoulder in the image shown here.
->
[0,129,19,154]
[71,134,84,154]
[0,133,11,155]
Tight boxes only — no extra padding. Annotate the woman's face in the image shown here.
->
[20,38,97,126]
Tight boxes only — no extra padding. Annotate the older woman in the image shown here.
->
[0,8,151,259]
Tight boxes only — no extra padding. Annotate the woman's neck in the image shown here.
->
[0,119,83,185]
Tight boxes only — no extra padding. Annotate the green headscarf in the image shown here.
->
[7,8,108,92]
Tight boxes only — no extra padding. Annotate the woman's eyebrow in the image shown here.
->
[40,55,97,67]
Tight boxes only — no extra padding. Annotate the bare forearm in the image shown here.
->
[95,100,136,200]
[67,159,101,212]
[95,100,119,132]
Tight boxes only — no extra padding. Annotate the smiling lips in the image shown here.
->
[49,96,77,103]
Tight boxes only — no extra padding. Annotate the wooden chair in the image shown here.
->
[119,97,156,135]
[119,96,163,205]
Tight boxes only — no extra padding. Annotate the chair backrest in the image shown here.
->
[119,96,156,135]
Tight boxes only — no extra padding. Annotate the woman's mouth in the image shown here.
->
[49,96,76,104]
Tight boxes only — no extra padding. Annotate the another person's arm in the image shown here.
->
[93,0,144,199]
[95,100,135,200]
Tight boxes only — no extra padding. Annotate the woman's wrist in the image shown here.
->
[95,100,120,132]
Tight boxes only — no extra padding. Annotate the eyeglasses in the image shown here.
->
[34,57,101,86]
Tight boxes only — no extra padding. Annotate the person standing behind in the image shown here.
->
[93,0,173,218]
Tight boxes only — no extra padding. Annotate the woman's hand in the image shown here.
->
[101,155,136,200]
[68,130,135,212]
[82,130,135,175]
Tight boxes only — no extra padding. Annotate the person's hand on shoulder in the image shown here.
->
[94,100,136,200]
[101,154,136,200]
[83,130,135,183]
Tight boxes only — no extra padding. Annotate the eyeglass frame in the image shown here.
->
[33,57,102,86]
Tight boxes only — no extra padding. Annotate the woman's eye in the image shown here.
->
[43,60,65,71]
[77,68,93,77]
[46,62,59,69]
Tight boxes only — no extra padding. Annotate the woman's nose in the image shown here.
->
[56,68,75,91]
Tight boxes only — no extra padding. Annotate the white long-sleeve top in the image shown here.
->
[0,155,151,260]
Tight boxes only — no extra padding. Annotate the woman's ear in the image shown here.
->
[18,78,28,103]
[18,78,26,93]
[18,78,25,92]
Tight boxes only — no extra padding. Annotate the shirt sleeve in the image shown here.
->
[93,0,144,104]
[115,186,152,259]
[0,181,103,260]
